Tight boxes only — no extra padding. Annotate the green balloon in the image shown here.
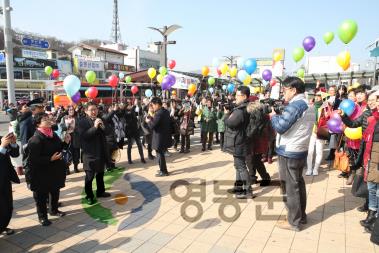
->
[338,19,358,44]
[159,66,167,76]
[45,66,53,76]
[125,75,132,83]
[297,68,305,78]
[85,71,96,83]
[292,47,305,63]
[208,77,215,86]
[323,32,334,45]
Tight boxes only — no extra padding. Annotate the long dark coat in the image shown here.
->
[0,142,20,232]
[77,117,110,172]
[25,131,67,192]
[148,108,172,151]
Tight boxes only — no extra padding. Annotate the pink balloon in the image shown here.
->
[350,105,362,120]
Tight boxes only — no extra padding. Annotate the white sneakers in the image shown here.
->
[305,169,319,176]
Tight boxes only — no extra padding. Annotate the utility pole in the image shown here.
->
[2,0,15,104]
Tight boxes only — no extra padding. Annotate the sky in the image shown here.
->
[4,0,379,72]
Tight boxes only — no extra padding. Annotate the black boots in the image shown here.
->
[357,201,369,212]
[227,181,243,194]
[360,210,377,228]
[74,164,79,173]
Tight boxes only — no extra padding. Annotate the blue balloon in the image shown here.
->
[145,89,153,97]
[227,83,235,93]
[119,72,125,79]
[237,70,248,82]
[339,99,356,116]
[243,58,257,75]
[222,84,227,90]
[63,75,81,97]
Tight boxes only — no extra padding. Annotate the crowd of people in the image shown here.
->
[1,76,379,245]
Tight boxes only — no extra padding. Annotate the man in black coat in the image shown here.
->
[0,133,20,235]
[146,97,171,177]
[224,86,251,199]
[77,102,111,205]
[125,104,146,164]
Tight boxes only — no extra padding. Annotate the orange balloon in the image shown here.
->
[53,95,60,104]
[172,90,177,95]
[202,66,210,77]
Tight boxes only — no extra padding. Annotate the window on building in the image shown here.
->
[14,71,22,79]
[23,69,30,80]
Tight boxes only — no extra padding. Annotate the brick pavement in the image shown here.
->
[0,132,377,253]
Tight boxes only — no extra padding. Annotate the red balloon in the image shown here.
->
[270,79,277,87]
[52,69,60,79]
[87,87,98,99]
[168,60,176,70]
[108,75,119,88]
[217,68,222,76]
[131,85,139,95]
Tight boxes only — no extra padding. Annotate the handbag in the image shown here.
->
[333,136,350,173]
[316,112,330,140]
[351,167,368,198]
[62,144,73,166]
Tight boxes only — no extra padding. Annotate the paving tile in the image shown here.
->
[133,242,163,253]
[5,230,44,249]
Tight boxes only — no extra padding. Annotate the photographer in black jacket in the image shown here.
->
[224,86,252,199]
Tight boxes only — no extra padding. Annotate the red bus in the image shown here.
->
[53,81,124,107]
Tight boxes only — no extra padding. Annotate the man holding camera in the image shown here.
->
[224,86,252,199]
[78,102,111,205]
[270,77,314,231]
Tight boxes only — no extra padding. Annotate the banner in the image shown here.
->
[0,57,57,69]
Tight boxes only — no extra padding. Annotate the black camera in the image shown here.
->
[260,98,285,114]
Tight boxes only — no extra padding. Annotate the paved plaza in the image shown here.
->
[0,114,376,253]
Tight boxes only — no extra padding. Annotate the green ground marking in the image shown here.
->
[81,168,125,225]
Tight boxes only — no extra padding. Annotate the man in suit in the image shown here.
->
[0,133,20,235]
[146,97,171,177]
[77,102,111,205]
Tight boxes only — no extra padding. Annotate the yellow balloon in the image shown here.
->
[157,74,164,84]
[243,75,252,85]
[220,63,229,75]
[148,68,157,79]
[202,66,210,77]
[344,127,362,140]
[229,66,237,78]
[188,83,197,94]
[352,82,361,89]
[337,51,351,71]
[273,52,283,62]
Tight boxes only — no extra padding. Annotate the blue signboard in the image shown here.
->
[0,52,5,63]
[22,37,50,49]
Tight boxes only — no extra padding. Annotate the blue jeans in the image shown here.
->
[367,181,379,212]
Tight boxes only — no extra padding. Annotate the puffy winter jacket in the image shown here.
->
[271,94,314,159]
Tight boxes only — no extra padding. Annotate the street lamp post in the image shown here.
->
[2,0,16,104]
[148,25,181,68]
[147,25,181,98]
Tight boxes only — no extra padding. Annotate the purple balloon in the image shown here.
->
[262,69,272,81]
[167,74,176,86]
[303,36,316,52]
[161,76,171,90]
[71,91,81,104]
[327,118,343,133]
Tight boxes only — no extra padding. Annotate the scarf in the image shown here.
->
[38,127,53,138]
